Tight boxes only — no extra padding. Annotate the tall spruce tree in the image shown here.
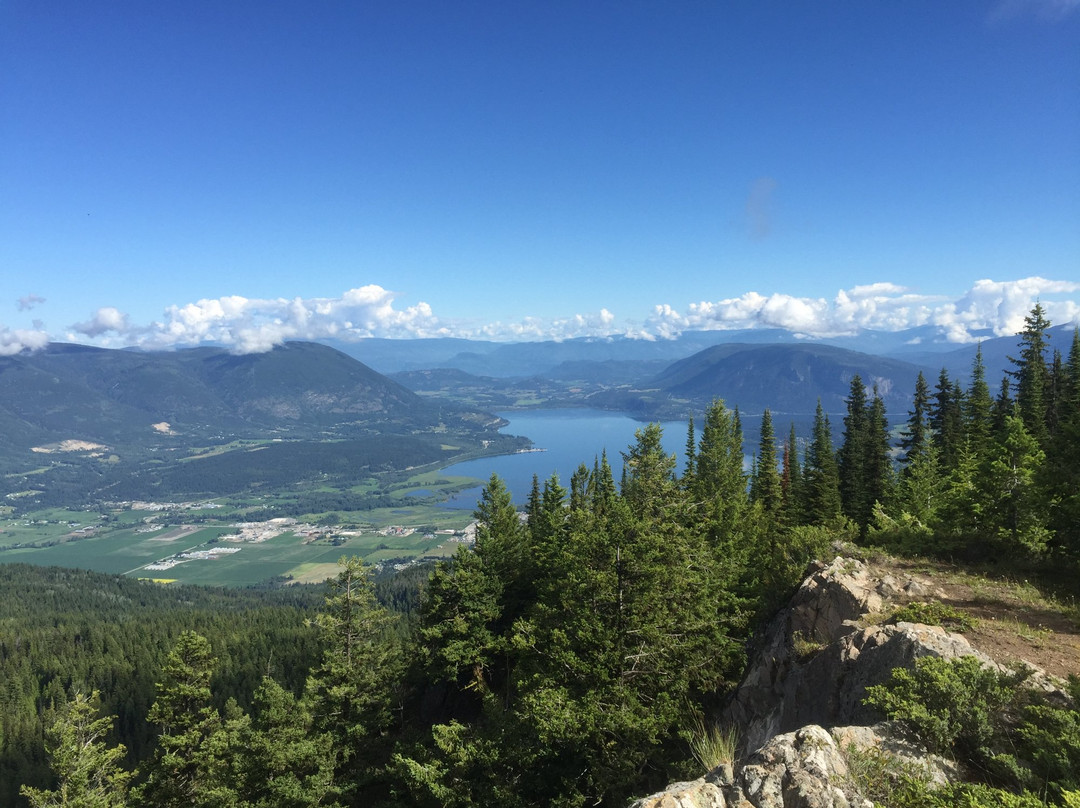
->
[838,376,869,526]
[803,400,842,525]
[1008,302,1052,444]
[901,371,931,468]
[930,368,965,471]
[964,344,994,450]
[750,409,782,519]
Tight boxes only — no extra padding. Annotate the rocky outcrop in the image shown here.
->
[723,556,991,754]
[631,554,1017,808]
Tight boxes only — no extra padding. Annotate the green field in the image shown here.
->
[0,463,484,585]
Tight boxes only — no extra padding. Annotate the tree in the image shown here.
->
[901,371,931,468]
[19,691,131,808]
[133,631,237,808]
[234,678,340,808]
[749,409,782,519]
[981,412,1051,557]
[838,375,869,525]
[963,344,994,451]
[930,368,965,471]
[305,557,402,793]
[1008,302,1052,444]
[802,401,842,526]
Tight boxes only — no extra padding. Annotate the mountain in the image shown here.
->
[0,341,476,454]
[648,342,927,416]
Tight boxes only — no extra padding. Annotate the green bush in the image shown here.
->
[890,601,975,632]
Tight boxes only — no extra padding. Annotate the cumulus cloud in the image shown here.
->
[73,307,130,337]
[17,295,46,311]
[0,325,50,356]
[643,276,1079,341]
[41,276,1080,353]
[139,285,448,352]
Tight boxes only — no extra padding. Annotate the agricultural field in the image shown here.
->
[0,467,481,586]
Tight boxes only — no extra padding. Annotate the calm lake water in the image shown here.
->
[440,409,691,509]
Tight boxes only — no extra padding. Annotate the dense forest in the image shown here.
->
[4,306,1079,807]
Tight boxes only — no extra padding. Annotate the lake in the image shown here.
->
[440,409,692,509]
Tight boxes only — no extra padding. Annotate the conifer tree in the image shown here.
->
[838,376,869,526]
[802,401,842,525]
[20,691,131,808]
[780,422,802,525]
[305,557,402,793]
[234,678,340,808]
[690,399,747,534]
[750,409,782,518]
[865,386,894,521]
[901,371,931,467]
[134,631,237,808]
[1008,302,1052,444]
[930,368,964,471]
[964,344,994,451]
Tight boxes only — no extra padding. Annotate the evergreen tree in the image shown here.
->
[621,422,678,521]
[901,371,931,467]
[304,557,402,794]
[690,399,747,536]
[838,376,869,526]
[19,691,131,808]
[749,409,782,519]
[802,401,842,525]
[780,422,802,525]
[964,344,994,451]
[930,368,965,471]
[865,386,894,521]
[234,678,340,808]
[133,631,237,808]
[1008,302,1052,444]
[981,412,1051,557]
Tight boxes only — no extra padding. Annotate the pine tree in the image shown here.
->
[864,386,894,521]
[234,678,340,808]
[930,368,965,471]
[621,422,678,521]
[981,412,1051,556]
[19,691,132,808]
[780,422,802,525]
[690,399,747,532]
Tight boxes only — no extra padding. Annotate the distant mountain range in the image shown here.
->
[332,324,1075,384]
[0,341,484,455]
[3,323,1073,459]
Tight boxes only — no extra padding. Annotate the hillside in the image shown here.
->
[0,341,519,505]
[652,343,924,414]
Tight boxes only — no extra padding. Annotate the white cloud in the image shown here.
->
[17,294,46,311]
[30,276,1080,353]
[644,276,1078,341]
[0,325,50,356]
[73,307,130,337]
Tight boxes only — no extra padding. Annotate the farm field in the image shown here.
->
[0,498,475,586]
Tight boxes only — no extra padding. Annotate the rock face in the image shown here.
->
[723,556,989,754]
[631,555,1002,808]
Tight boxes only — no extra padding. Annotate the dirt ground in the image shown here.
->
[880,556,1080,683]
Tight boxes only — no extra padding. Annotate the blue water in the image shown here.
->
[440,409,691,509]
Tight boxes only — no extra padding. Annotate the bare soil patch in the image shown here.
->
[879,556,1080,682]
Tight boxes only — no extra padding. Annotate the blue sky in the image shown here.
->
[2,1,1078,354]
